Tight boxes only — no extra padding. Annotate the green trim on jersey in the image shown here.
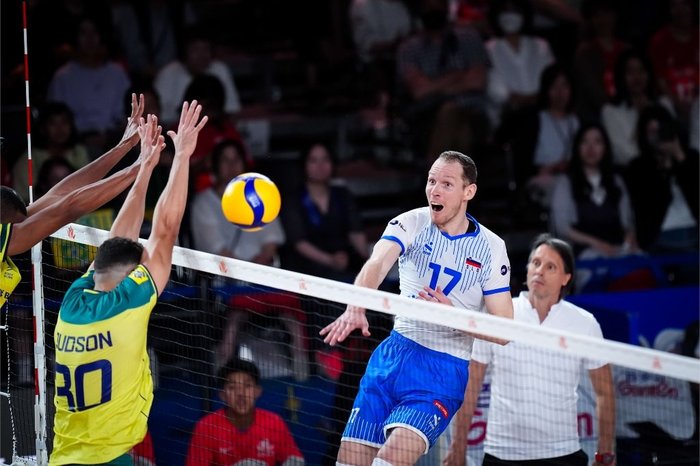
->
[59,265,157,325]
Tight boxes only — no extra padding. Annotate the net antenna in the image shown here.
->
[10,1,50,464]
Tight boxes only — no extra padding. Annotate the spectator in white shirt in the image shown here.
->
[485,0,554,125]
[445,234,616,466]
[350,0,413,64]
[154,26,241,126]
[601,48,674,167]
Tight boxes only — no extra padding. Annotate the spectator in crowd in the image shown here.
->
[349,0,414,107]
[625,105,698,252]
[550,122,638,257]
[47,15,131,153]
[349,0,413,66]
[397,0,490,164]
[185,358,304,466]
[648,0,698,125]
[485,0,554,126]
[512,64,578,207]
[573,0,628,121]
[445,234,615,466]
[109,0,178,78]
[182,74,248,194]
[154,25,241,126]
[601,48,675,167]
[189,139,289,370]
[12,102,90,204]
[281,143,369,282]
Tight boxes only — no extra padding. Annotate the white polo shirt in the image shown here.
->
[472,292,605,460]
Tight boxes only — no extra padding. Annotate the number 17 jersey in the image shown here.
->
[51,265,157,465]
[381,208,511,360]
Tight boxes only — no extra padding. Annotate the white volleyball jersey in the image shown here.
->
[381,207,511,359]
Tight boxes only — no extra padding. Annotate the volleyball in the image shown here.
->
[221,173,281,231]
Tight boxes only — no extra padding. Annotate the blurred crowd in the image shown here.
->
[1,0,697,281]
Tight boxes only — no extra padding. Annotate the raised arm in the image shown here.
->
[27,94,145,216]
[143,101,208,294]
[109,115,164,241]
[320,238,402,345]
[8,164,139,256]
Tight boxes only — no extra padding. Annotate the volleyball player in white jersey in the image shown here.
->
[321,151,514,466]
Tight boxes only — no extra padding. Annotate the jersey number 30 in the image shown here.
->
[56,360,112,411]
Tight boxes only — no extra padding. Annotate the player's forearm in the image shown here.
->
[450,365,483,451]
[109,165,155,240]
[28,141,137,217]
[596,391,616,452]
[66,165,140,219]
[296,241,335,267]
[56,141,134,197]
[151,157,190,237]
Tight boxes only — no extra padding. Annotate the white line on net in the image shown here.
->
[51,223,700,382]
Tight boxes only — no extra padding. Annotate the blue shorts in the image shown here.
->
[342,331,469,453]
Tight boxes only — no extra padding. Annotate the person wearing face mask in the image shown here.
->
[397,0,491,165]
[485,0,554,127]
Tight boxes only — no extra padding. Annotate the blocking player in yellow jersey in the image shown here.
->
[0,94,149,307]
[50,101,208,466]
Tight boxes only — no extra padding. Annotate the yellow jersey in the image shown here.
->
[50,265,157,465]
[0,223,21,307]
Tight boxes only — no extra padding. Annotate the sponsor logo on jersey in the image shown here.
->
[500,264,509,275]
[389,219,407,232]
[257,438,274,456]
[433,400,449,418]
[465,257,482,269]
[423,242,433,255]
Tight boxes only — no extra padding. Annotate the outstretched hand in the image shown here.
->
[320,305,370,346]
[417,286,453,306]
[120,93,145,147]
[168,100,208,160]
[136,114,165,171]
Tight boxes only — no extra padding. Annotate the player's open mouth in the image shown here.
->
[430,203,444,212]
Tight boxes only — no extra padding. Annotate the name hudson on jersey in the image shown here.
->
[56,331,113,353]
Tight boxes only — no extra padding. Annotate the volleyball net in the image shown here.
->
[1,223,698,465]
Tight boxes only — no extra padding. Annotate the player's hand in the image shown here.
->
[320,306,370,346]
[443,443,467,466]
[136,114,164,171]
[120,93,145,147]
[418,286,453,306]
[168,100,208,160]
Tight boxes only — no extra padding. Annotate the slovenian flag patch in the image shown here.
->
[465,257,482,269]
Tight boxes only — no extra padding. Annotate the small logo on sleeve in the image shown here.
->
[500,265,509,275]
[128,267,148,285]
[389,219,407,232]
[465,257,482,269]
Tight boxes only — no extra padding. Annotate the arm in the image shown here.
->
[143,101,208,294]
[320,239,402,345]
[109,115,164,240]
[589,364,616,462]
[251,242,279,266]
[295,240,347,270]
[8,164,139,256]
[27,94,145,216]
[444,360,488,466]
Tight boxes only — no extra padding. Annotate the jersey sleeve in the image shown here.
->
[0,223,12,263]
[379,210,421,255]
[470,338,494,364]
[185,417,215,466]
[272,414,303,463]
[483,238,511,296]
[583,317,606,370]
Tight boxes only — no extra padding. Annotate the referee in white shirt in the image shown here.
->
[445,234,616,466]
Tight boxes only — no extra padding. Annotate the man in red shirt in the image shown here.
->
[186,359,305,466]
